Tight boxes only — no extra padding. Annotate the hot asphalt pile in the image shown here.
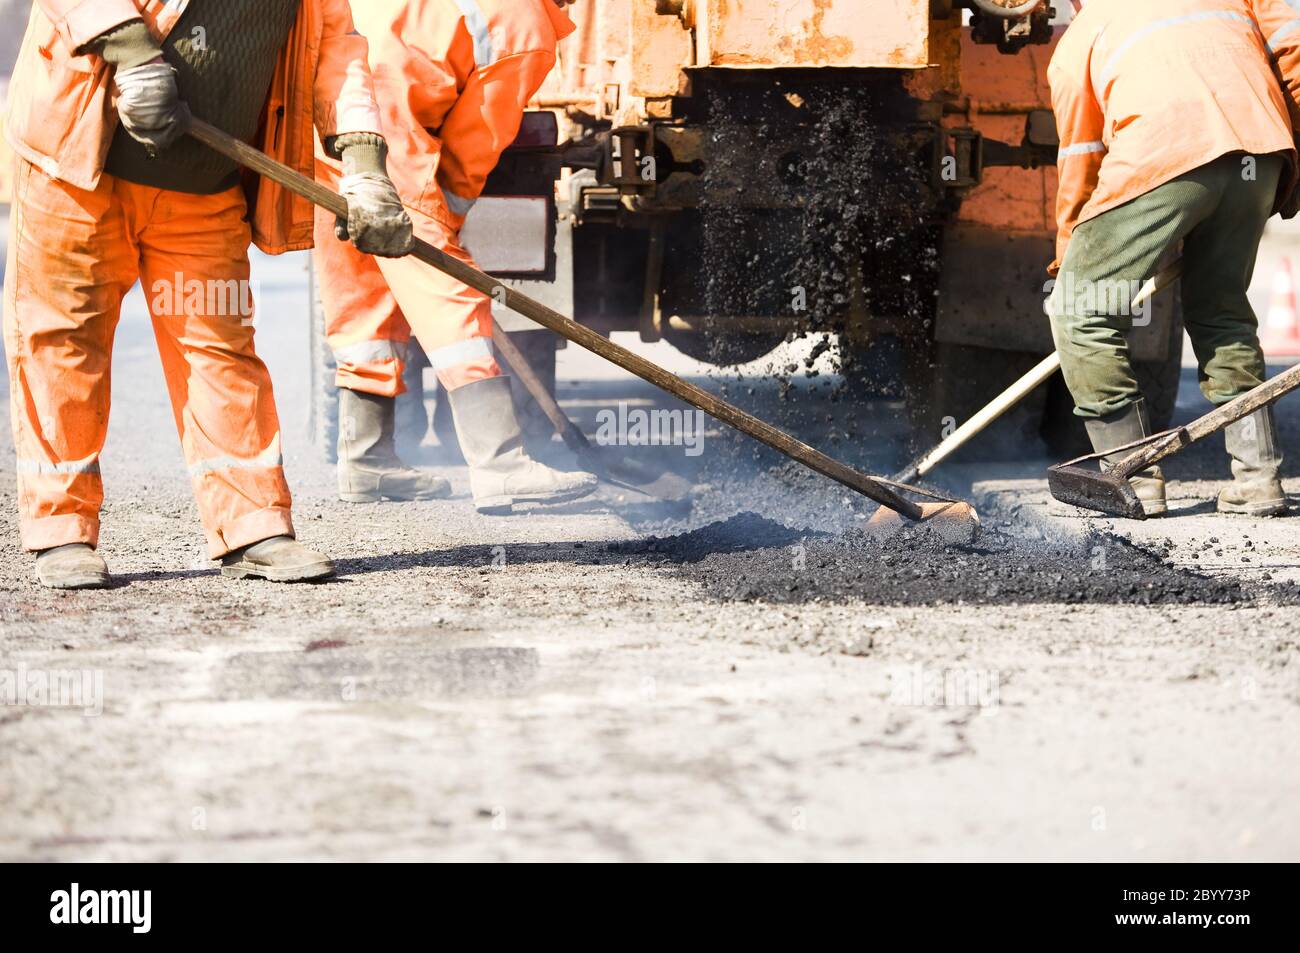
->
[612,511,1300,607]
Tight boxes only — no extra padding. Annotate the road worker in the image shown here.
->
[314,0,597,514]
[4,0,413,588]
[1048,0,1300,516]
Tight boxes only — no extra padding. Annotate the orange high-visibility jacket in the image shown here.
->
[341,0,575,227]
[4,0,384,254]
[1048,0,1300,272]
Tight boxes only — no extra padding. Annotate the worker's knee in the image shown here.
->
[1197,343,1266,405]
[1058,349,1141,419]
[334,362,405,398]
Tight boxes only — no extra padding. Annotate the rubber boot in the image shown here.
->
[35,543,112,590]
[1218,406,1287,516]
[338,388,451,503]
[1083,398,1168,516]
[221,536,335,582]
[447,376,598,514]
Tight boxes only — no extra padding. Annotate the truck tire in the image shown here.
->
[661,325,785,367]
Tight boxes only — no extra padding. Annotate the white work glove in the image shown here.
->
[114,61,191,156]
[337,172,416,258]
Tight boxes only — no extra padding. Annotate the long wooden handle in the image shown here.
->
[1115,360,1300,478]
[489,319,591,452]
[188,119,924,519]
[915,352,1061,479]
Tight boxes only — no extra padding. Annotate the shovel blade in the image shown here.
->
[1047,464,1147,519]
[866,501,981,546]
[575,443,694,504]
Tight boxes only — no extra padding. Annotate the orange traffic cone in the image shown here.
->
[1260,256,1300,358]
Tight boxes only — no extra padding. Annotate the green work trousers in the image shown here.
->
[1049,152,1284,418]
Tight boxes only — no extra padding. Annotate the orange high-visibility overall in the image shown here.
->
[3,0,384,556]
[314,0,575,396]
[1049,0,1300,273]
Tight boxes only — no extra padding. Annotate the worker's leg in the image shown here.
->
[2,161,137,568]
[1178,153,1287,515]
[136,185,302,560]
[314,205,411,397]
[312,207,451,502]
[370,211,500,392]
[1048,164,1225,515]
[1049,171,1218,419]
[1178,153,1281,405]
[372,208,595,513]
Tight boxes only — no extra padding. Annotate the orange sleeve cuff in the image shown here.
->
[50,0,143,54]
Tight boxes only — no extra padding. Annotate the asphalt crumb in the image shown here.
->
[616,512,1279,607]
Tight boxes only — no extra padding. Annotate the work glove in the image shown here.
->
[89,19,190,156]
[330,134,415,257]
[114,61,192,156]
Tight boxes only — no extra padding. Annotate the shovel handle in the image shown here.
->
[1111,360,1300,478]
[187,119,924,519]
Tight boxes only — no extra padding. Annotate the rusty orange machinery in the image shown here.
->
[529,1,1072,345]
[536,3,932,124]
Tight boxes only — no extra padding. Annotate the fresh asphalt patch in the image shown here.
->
[611,511,1300,607]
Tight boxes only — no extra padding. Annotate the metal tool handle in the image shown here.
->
[187,119,924,519]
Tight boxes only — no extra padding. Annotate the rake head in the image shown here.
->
[1047,462,1147,520]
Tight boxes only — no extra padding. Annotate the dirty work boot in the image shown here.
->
[221,536,335,582]
[447,376,598,514]
[1218,406,1287,516]
[338,388,451,503]
[1084,398,1167,516]
[35,544,112,590]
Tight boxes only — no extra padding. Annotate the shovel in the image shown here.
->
[1048,362,1300,518]
[187,119,980,539]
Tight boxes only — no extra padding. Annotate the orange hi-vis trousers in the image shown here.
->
[3,161,294,558]
[312,202,502,397]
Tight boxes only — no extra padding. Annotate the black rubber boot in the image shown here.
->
[338,388,451,503]
[1083,399,1168,516]
[1218,406,1287,516]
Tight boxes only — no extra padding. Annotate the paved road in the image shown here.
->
[1,237,1298,861]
